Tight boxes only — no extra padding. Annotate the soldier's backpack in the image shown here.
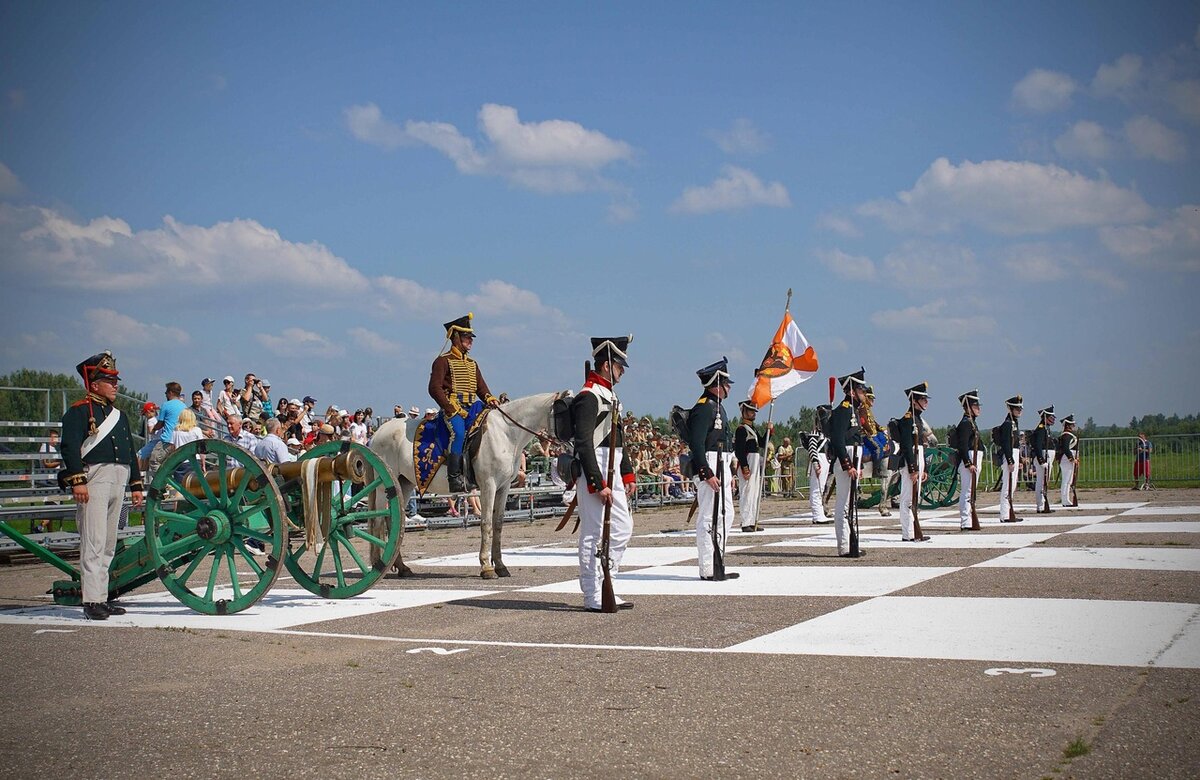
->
[885,418,902,469]
[990,424,1004,465]
[670,404,695,477]
[551,393,575,441]
[946,424,961,467]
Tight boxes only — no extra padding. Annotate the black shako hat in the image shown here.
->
[697,357,733,387]
[959,389,980,407]
[905,381,930,400]
[77,350,120,384]
[591,335,632,368]
[444,313,475,339]
[837,367,866,394]
[1039,405,1056,419]
[816,403,833,423]
[738,399,758,414]
[1061,414,1076,427]
[1006,394,1024,409]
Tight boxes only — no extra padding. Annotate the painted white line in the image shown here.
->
[764,532,1057,549]
[984,667,1056,678]
[0,588,497,631]
[521,565,959,597]
[636,526,858,539]
[919,514,1115,528]
[1120,506,1200,516]
[974,547,1200,572]
[411,546,749,568]
[726,596,1200,669]
[979,502,1146,513]
[1065,522,1200,535]
[273,628,729,655]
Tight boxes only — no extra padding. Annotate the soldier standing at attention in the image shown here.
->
[896,382,931,542]
[996,395,1025,523]
[1031,405,1056,513]
[686,358,738,580]
[571,336,636,612]
[954,389,983,531]
[429,313,499,492]
[59,352,144,620]
[734,399,767,532]
[803,404,833,524]
[1058,414,1080,507]
[828,368,867,557]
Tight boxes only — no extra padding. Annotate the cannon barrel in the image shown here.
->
[181,450,368,499]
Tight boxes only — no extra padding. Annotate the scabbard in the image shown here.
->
[554,498,578,532]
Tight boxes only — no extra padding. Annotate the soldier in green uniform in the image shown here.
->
[1031,405,1056,513]
[828,367,867,557]
[995,395,1024,523]
[896,381,931,542]
[428,313,499,492]
[686,357,738,580]
[954,389,983,531]
[59,351,144,620]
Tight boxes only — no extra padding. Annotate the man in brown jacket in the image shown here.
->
[429,313,499,491]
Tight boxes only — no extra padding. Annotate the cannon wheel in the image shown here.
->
[919,446,959,509]
[283,441,403,599]
[145,439,287,615]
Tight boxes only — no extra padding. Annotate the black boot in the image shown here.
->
[446,453,466,493]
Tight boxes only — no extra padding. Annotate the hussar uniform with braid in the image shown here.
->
[429,313,498,492]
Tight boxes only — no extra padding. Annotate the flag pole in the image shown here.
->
[752,288,793,531]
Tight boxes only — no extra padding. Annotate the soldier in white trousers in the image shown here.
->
[734,399,767,532]
[1031,405,1057,513]
[685,358,738,579]
[59,351,144,620]
[571,336,636,612]
[952,389,983,531]
[804,405,832,524]
[995,395,1025,523]
[895,382,931,542]
[1058,415,1079,507]
[828,369,867,557]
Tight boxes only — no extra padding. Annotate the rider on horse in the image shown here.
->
[429,313,499,492]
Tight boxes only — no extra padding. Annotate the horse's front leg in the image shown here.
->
[477,488,497,579]
[491,486,510,577]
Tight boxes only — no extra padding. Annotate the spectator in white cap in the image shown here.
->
[409,406,421,419]
[217,376,238,421]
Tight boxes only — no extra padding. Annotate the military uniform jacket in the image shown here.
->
[896,409,923,474]
[994,414,1019,465]
[802,430,829,464]
[686,394,730,481]
[59,397,143,490]
[955,414,980,466]
[826,398,858,470]
[734,422,766,470]
[569,374,633,493]
[428,346,495,416]
[1058,431,1078,461]
[1030,422,1049,464]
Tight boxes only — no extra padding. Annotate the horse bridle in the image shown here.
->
[492,390,571,445]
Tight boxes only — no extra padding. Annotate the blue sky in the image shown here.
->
[1,1,1197,426]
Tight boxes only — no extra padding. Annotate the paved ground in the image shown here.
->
[0,487,1197,778]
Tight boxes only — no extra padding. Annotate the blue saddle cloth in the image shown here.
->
[414,399,484,495]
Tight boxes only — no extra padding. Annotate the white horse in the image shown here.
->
[368,391,568,579]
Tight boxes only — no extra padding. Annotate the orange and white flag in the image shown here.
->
[749,311,819,408]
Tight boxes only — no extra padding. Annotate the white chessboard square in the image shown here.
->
[979,502,1145,513]
[1120,506,1200,516]
[636,526,877,539]
[521,565,958,597]
[0,588,495,632]
[763,532,1057,549]
[974,547,1200,572]
[727,596,1200,668]
[1065,522,1200,535]
[412,545,748,568]
[917,514,1115,528]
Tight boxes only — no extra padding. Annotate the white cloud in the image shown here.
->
[345,102,633,194]
[670,165,790,214]
[0,162,22,197]
[1011,69,1077,112]
[7,89,25,110]
[606,201,637,223]
[881,241,977,288]
[1100,205,1200,272]
[998,242,1127,291]
[1092,54,1144,98]
[1,205,370,294]
[815,213,861,238]
[1124,115,1187,161]
[870,299,997,342]
[347,327,404,355]
[707,118,771,155]
[373,277,569,329]
[1054,121,1114,159]
[1168,80,1200,123]
[814,248,876,281]
[84,308,191,347]
[256,327,344,359]
[857,157,1152,235]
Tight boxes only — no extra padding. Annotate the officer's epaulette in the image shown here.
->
[840,400,850,409]
[903,411,912,419]
[696,396,708,405]
[71,398,90,408]
[1037,422,1045,429]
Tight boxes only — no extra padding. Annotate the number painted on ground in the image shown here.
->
[406,646,469,656]
[984,667,1056,678]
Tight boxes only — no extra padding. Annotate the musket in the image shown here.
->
[969,420,981,530]
[599,373,620,614]
[1006,417,1018,521]
[910,403,925,541]
[751,401,774,532]
[712,440,727,580]
[556,359,593,534]
[1070,434,1080,507]
[848,388,861,558]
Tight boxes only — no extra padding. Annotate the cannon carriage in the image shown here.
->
[0,440,404,615]
[853,445,960,510]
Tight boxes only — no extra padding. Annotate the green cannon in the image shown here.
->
[856,445,960,510]
[0,439,403,615]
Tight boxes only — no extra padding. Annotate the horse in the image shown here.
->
[368,391,569,579]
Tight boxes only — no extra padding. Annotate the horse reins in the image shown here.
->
[493,391,570,445]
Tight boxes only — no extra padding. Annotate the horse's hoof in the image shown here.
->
[495,566,511,578]
[480,570,498,580]
[393,564,414,578]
